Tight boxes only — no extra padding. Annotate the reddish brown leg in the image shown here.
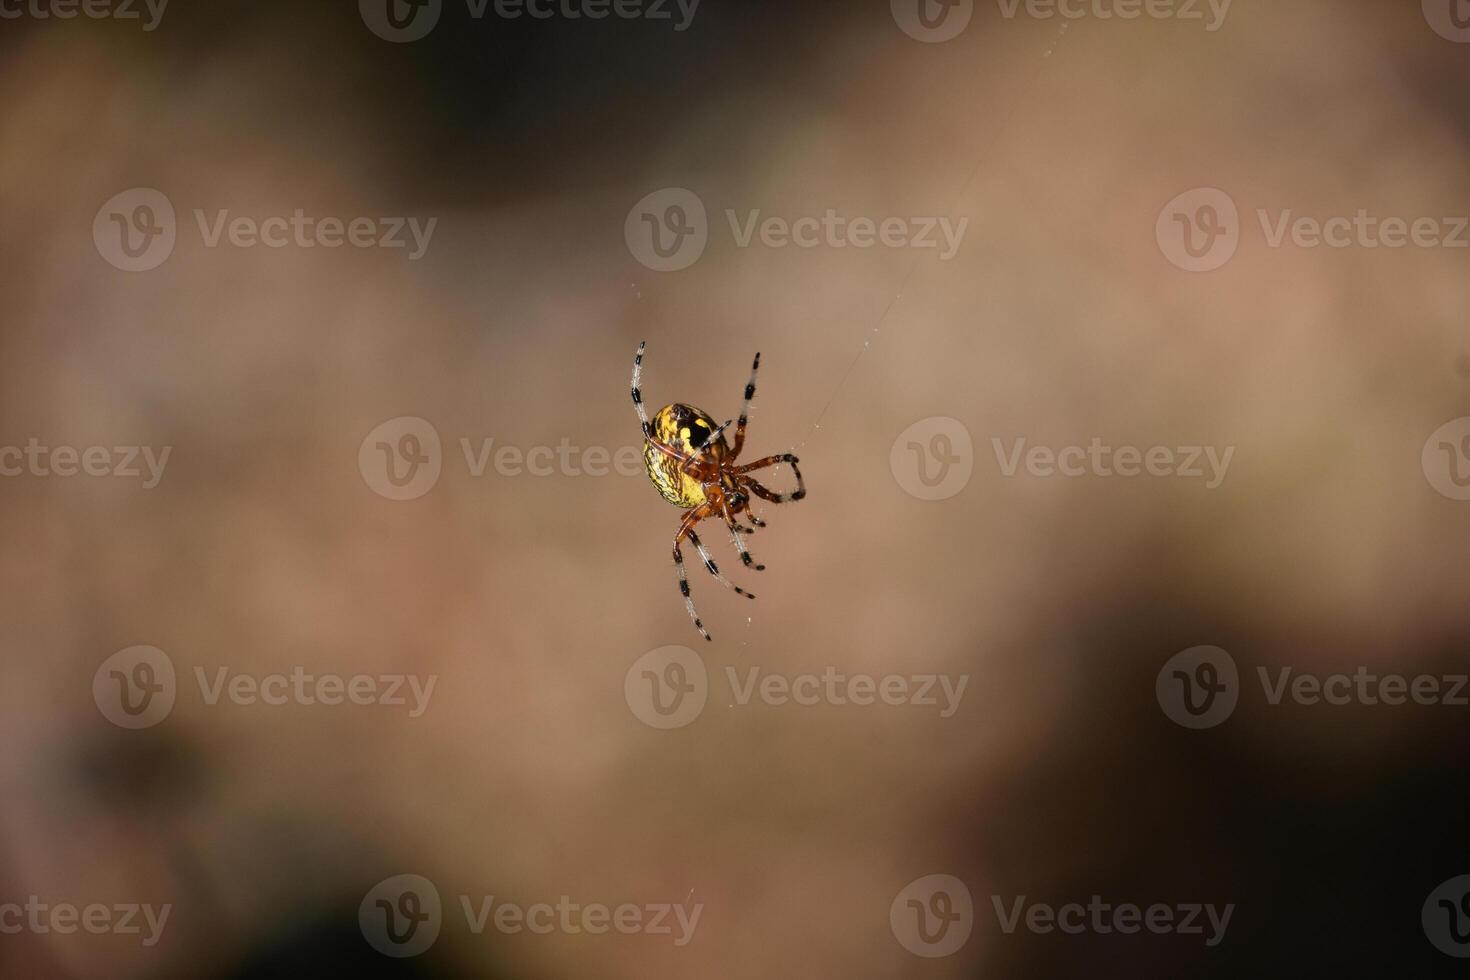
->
[737,454,805,503]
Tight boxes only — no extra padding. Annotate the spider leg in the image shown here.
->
[678,419,733,476]
[712,493,765,569]
[703,418,736,450]
[735,454,806,503]
[733,501,768,532]
[730,351,760,459]
[672,505,715,642]
[632,343,709,470]
[687,525,756,600]
[725,521,766,572]
[631,341,651,437]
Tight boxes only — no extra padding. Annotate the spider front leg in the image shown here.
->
[634,343,697,468]
[631,340,652,433]
[730,351,760,459]
[736,453,806,503]
[676,419,733,478]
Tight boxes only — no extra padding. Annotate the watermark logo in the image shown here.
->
[194,667,437,716]
[93,646,176,730]
[95,647,436,724]
[193,210,437,259]
[727,666,967,716]
[460,436,643,478]
[891,417,974,501]
[1156,645,1238,729]
[361,0,697,40]
[1160,651,1464,727]
[361,877,701,954]
[625,190,968,270]
[484,0,699,28]
[726,210,967,259]
[361,875,442,958]
[0,440,171,487]
[625,187,708,272]
[1257,210,1468,251]
[94,188,176,272]
[1258,666,1467,708]
[626,650,966,727]
[96,192,437,269]
[1160,188,1469,271]
[461,894,702,944]
[992,438,1234,488]
[0,0,168,30]
[363,425,651,497]
[992,895,1233,946]
[1424,0,1470,42]
[891,874,973,957]
[625,645,707,729]
[360,417,442,501]
[892,0,974,42]
[1424,875,1470,957]
[360,0,442,41]
[0,898,171,946]
[995,0,1231,30]
[1422,417,1470,501]
[1156,187,1239,272]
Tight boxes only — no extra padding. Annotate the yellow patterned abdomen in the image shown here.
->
[643,403,729,507]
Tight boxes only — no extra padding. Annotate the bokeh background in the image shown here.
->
[3,0,1470,976]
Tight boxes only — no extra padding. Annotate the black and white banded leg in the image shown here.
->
[672,508,712,641]
[631,340,651,440]
[726,522,765,572]
[634,341,701,471]
[687,527,756,599]
[730,351,760,457]
[680,418,734,476]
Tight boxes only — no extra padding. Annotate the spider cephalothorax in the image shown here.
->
[631,342,805,641]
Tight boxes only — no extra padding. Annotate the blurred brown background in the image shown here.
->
[2,0,1469,977]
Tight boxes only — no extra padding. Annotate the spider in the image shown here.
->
[631,341,806,641]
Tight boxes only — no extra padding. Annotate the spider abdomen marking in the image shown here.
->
[642,403,728,507]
